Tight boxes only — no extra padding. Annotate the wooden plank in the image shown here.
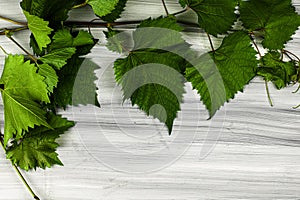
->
[0,1,300,199]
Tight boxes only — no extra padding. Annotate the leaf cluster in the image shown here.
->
[0,0,299,172]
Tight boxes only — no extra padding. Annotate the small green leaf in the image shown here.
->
[101,0,127,22]
[87,0,119,17]
[23,11,53,50]
[40,47,76,69]
[179,0,237,36]
[0,55,50,146]
[240,0,300,49]
[6,113,75,171]
[258,51,296,89]
[186,31,258,116]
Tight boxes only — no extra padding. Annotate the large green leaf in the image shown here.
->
[114,16,191,134]
[0,55,50,146]
[186,31,258,116]
[240,0,300,49]
[179,0,237,36]
[6,113,75,171]
[23,11,53,50]
[87,0,119,17]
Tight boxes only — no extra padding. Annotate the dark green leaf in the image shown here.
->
[240,0,300,49]
[113,16,191,133]
[21,0,74,28]
[101,0,127,22]
[179,0,237,36]
[6,113,74,171]
[88,0,119,17]
[258,51,297,89]
[186,31,258,116]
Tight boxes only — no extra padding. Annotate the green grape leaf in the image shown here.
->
[186,31,258,116]
[240,0,300,50]
[37,64,58,93]
[179,0,237,36]
[101,0,127,22]
[114,52,185,134]
[258,51,296,89]
[23,11,53,51]
[52,56,100,108]
[113,16,191,133]
[87,0,119,17]
[104,28,130,53]
[51,29,95,50]
[6,113,75,171]
[21,0,75,27]
[40,47,76,69]
[0,55,50,146]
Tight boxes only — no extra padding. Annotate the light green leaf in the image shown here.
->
[87,0,119,17]
[101,0,128,22]
[240,0,300,49]
[0,55,50,146]
[6,113,75,171]
[179,0,237,36]
[186,31,258,116]
[23,11,53,50]
[40,47,76,69]
[38,64,58,93]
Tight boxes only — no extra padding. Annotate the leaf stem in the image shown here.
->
[283,49,300,62]
[0,135,40,200]
[6,34,37,63]
[206,32,214,52]
[293,84,300,93]
[161,0,169,15]
[251,38,262,58]
[293,104,300,109]
[0,26,28,36]
[0,15,27,26]
[265,80,273,107]
[171,8,189,16]
[0,45,9,55]
[72,1,88,9]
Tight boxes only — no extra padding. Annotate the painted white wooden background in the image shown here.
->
[0,0,300,199]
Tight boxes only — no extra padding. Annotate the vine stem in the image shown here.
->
[161,0,169,15]
[72,0,88,9]
[0,135,40,200]
[206,33,214,52]
[0,15,27,26]
[265,80,273,107]
[6,34,37,63]
[171,8,189,16]
[250,35,274,107]
[283,49,300,62]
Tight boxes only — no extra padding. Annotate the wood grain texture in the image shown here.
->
[0,1,300,199]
